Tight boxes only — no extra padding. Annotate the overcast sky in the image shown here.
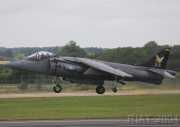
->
[0,0,180,48]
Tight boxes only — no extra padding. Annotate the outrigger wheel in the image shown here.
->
[96,85,105,94]
[53,84,63,93]
[112,87,118,93]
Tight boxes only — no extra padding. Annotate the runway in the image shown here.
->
[0,89,180,98]
[0,119,179,127]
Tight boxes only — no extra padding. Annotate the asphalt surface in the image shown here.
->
[1,90,180,98]
[0,119,179,127]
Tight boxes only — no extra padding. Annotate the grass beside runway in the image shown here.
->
[0,94,180,120]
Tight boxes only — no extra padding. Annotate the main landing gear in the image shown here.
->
[96,85,106,94]
[53,77,63,93]
[95,79,126,94]
[95,83,119,94]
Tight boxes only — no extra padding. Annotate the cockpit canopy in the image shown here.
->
[27,51,55,61]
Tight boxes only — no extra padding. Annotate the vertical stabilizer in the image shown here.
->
[141,48,171,69]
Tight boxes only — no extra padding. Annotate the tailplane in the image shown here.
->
[141,48,171,69]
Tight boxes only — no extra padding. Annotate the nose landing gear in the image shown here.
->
[53,77,63,93]
[53,84,62,93]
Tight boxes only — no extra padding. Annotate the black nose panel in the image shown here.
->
[6,60,50,73]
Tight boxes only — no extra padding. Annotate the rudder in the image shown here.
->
[141,48,171,69]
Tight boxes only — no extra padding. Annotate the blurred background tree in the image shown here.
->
[56,40,87,57]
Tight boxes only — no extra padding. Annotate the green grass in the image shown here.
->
[0,95,180,120]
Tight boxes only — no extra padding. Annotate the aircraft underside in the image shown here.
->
[51,69,163,94]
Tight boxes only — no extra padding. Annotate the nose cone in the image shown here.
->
[6,61,23,69]
[6,60,50,73]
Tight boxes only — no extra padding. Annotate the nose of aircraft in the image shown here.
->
[6,60,50,73]
[6,60,24,69]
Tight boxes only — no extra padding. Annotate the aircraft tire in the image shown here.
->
[112,87,118,93]
[53,85,62,93]
[96,86,105,94]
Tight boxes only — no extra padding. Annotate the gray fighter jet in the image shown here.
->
[4,48,176,94]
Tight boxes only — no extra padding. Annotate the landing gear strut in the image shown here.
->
[96,85,105,94]
[112,77,126,93]
[53,77,63,93]
[112,80,118,93]
[112,87,118,93]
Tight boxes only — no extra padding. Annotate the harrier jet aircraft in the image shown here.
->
[3,48,176,94]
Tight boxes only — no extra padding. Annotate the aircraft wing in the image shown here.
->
[63,57,133,78]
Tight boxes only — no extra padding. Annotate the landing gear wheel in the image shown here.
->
[112,87,118,93]
[96,86,105,94]
[53,85,62,93]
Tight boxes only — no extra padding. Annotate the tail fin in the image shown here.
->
[141,48,171,69]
